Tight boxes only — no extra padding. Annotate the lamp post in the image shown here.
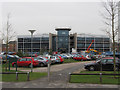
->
[40,35,42,54]
[28,30,36,72]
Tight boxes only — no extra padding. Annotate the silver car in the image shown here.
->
[35,57,49,67]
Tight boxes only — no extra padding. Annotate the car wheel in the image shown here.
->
[89,66,95,71]
[40,63,44,67]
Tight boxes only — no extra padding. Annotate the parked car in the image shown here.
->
[84,57,120,71]
[85,55,91,60]
[58,56,64,63]
[50,56,56,64]
[36,57,48,67]
[0,56,6,64]
[60,54,68,59]
[73,55,87,61]
[45,56,56,64]
[0,57,2,64]
[51,56,61,63]
[12,57,39,67]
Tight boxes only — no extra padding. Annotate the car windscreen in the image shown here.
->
[96,59,101,63]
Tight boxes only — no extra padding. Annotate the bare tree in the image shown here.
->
[101,0,119,72]
[1,13,16,71]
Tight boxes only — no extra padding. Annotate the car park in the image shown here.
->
[12,57,39,67]
[84,57,120,71]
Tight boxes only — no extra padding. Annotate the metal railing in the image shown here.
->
[1,72,30,81]
[69,73,120,83]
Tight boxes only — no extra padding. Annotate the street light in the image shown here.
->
[28,30,36,72]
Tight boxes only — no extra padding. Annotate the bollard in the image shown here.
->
[8,60,10,71]
[100,73,102,84]
[27,72,30,81]
[16,72,18,80]
[69,73,71,82]
[48,63,50,82]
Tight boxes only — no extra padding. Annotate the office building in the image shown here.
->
[17,28,110,54]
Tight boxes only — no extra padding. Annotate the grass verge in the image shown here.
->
[1,64,47,82]
[2,72,47,82]
[70,71,120,85]
[63,59,85,63]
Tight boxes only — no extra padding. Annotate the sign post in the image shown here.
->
[47,55,50,82]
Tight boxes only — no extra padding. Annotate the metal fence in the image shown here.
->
[1,72,30,81]
[69,73,120,84]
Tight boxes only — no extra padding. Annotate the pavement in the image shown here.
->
[1,61,120,89]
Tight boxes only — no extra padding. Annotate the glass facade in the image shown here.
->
[52,36,56,51]
[57,30,69,53]
[17,29,110,53]
[18,36,49,54]
[77,37,110,52]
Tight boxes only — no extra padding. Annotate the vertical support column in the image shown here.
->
[100,73,102,84]
[68,35,70,53]
[103,37,104,52]
[47,56,50,82]
[40,36,41,54]
[27,72,30,81]
[49,33,52,52]
[74,33,77,52]
[16,72,18,80]
[56,36,58,52]
[23,38,24,54]
[31,34,33,72]
[85,34,86,51]
[94,36,95,50]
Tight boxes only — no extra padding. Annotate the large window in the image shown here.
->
[58,30,69,36]
[18,38,23,42]
[57,30,69,52]
[77,37,85,40]
[24,38,31,42]
[77,44,85,48]
[86,44,94,48]
[18,43,23,48]
[95,44,103,48]
[104,44,110,48]
[95,38,103,42]
[33,38,40,42]
[104,38,110,42]
[24,43,31,48]
[33,43,40,48]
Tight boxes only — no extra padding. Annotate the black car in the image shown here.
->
[84,57,120,71]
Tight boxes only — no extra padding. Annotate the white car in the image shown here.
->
[86,55,91,60]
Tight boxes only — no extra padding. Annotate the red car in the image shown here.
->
[58,56,64,63]
[12,57,39,67]
[73,55,87,61]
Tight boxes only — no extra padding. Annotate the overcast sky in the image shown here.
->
[1,1,108,37]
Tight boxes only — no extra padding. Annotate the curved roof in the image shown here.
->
[55,27,71,31]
